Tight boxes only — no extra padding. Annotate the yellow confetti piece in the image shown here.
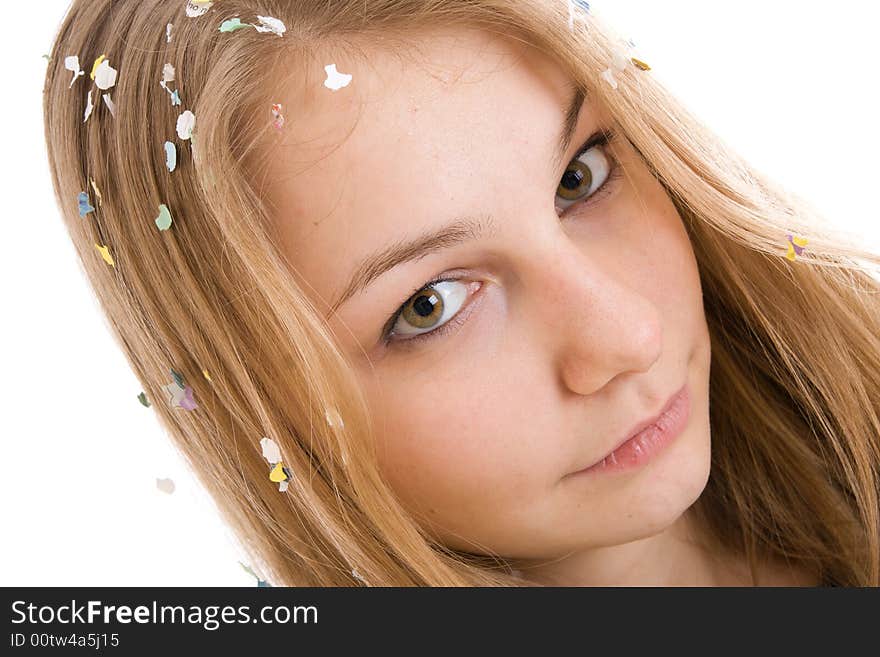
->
[631,57,651,71]
[95,243,114,266]
[202,369,212,381]
[269,461,290,483]
[90,54,106,80]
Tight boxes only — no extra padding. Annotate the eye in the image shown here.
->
[555,130,619,214]
[382,277,480,348]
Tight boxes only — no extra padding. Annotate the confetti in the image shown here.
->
[631,57,651,71]
[176,110,195,140]
[202,369,212,381]
[83,89,94,123]
[102,93,116,117]
[254,15,286,36]
[185,0,212,18]
[166,22,174,42]
[164,141,177,172]
[162,380,198,411]
[260,437,282,463]
[323,64,352,91]
[77,191,95,217]
[170,89,181,106]
[155,203,173,231]
[269,461,292,484]
[260,437,291,492]
[160,63,175,90]
[89,178,102,204]
[156,477,176,494]
[64,55,84,87]
[90,54,106,80]
[94,58,118,91]
[137,391,151,407]
[170,368,186,388]
[351,568,369,585]
[239,562,271,587]
[95,243,114,266]
[270,103,284,129]
[785,234,808,261]
[219,18,251,32]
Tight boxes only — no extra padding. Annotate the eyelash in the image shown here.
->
[381,130,622,349]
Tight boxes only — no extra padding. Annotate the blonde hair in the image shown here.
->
[44,0,880,586]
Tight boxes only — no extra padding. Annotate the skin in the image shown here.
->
[266,27,815,586]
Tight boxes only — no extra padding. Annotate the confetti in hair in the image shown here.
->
[785,234,809,261]
[185,0,212,18]
[219,18,251,33]
[176,110,195,140]
[270,103,285,129]
[254,15,286,36]
[101,93,116,117]
[64,55,84,87]
[164,141,177,172]
[137,391,151,407]
[83,89,94,123]
[567,0,590,32]
[155,204,173,231]
[260,437,292,492]
[166,22,174,42]
[95,243,114,266]
[351,568,369,585]
[323,63,352,91]
[77,191,95,217]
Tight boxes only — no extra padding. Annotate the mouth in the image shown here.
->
[567,382,691,478]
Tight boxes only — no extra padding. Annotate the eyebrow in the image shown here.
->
[327,84,587,315]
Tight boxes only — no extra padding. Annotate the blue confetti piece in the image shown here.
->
[164,141,177,172]
[170,89,181,106]
[77,191,95,217]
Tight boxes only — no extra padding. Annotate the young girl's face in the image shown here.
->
[267,27,713,561]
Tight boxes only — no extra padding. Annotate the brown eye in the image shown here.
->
[392,280,469,338]
[556,144,613,211]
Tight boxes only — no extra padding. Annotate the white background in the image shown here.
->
[1,1,878,586]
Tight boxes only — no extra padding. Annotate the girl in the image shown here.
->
[43,0,880,586]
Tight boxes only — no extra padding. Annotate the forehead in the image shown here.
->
[265,27,577,328]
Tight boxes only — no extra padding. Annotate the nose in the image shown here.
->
[532,238,663,396]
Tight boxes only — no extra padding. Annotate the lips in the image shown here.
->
[579,383,688,473]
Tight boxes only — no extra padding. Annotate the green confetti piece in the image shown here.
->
[155,203,173,231]
[219,18,252,32]
[137,392,151,407]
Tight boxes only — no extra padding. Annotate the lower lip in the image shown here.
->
[571,384,691,477]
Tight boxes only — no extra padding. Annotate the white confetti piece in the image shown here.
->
[601,68,618,89]
[260,437,282,464]
[254,15,286,36]
[160,63,175,88]
[94,58,118,90]
[102,93,116,117]
[64,55,84,87]
[185,0,212,18]
[166,22,174,42]
[176,110,195,140]
[83,89,94,122]
[323,63,352,91]
[156,477,176,494]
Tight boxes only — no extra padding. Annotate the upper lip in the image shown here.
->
[574,383,685,473]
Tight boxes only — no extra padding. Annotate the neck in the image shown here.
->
[510,510,752,587]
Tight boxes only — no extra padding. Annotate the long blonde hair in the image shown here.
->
[44,0,880,586]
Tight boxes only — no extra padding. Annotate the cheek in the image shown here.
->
[363,337,561,517]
